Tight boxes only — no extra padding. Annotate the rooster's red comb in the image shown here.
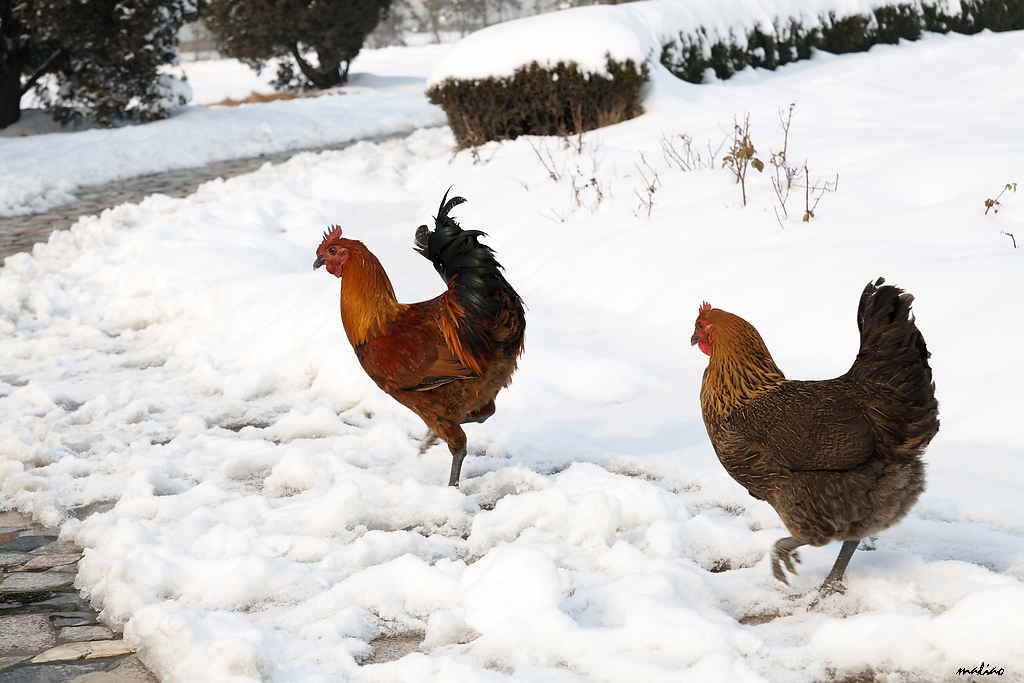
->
[699,301,712,314]
[320,225,343,244]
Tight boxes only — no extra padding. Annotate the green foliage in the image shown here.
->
[873,4,923,43]
[937,0,1024,32]
[660,20,816,82]
[204,0,394,91]
[427,57,648,148]
[0,0,198,129]
[662,0,1024,84]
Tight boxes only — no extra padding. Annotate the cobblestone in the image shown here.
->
[0,574,76,594]
[363,633,425,665]
[0,615,55,654]
[0,539,54,555]
[56,626,114,644]
[0,555,30,570]
[20,557,80,573]
[0,512,155,682]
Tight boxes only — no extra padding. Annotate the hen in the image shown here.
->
[691,278,938,591]
[314,193,525,487]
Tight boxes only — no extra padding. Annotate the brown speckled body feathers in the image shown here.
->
[698,279,938,549]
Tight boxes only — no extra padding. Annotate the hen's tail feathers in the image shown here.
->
[851,277,940,456]
[414,191,526,362]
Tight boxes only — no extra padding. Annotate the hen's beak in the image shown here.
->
[313,256,325,271]
[690,333,699,346]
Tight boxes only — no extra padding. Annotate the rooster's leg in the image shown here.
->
[448,446,467,487]
[819,540,859,593]
[771,536,805,584]
[433,422,468,487]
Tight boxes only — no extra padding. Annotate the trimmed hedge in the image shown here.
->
[430,0,1021,147]
[662,0,1024,83]
[427,57,648,148]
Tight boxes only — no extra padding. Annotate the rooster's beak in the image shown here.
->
[690,333,699,346]
[313,257,325,271]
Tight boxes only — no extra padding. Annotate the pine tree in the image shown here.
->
[205,0,394,91]
[0,0,199,129]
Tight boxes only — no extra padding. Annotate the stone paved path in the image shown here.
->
[0,134,405,263]
[0,511,155,682]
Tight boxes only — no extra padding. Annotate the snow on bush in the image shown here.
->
[426,0,964,86]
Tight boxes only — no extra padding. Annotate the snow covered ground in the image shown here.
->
[0,44,449,218]
[2,3,1023,682]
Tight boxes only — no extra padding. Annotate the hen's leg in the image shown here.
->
[772,537,805,584]
[448,446,467,487]
[819,540,858,592]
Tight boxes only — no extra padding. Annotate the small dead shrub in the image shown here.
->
[722,113,764,207]
[985,182,1017,215]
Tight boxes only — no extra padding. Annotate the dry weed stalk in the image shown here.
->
[722,113,764,207]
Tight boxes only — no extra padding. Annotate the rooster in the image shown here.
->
[691,278,938,592]
[314,193,525,487]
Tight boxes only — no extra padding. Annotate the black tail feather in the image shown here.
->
[851,277,939,454]
[854,279,926,370]
[414,192,525,359]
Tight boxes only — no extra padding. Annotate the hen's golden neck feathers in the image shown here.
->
[338,243,404,347]
[699,309,786,423]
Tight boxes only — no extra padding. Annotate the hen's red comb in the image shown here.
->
[699,301,712,314]
[321,225,343,243]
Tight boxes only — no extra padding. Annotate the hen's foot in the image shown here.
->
[772,537,805,585]
[808,540,860,605]
[809,575,849,608]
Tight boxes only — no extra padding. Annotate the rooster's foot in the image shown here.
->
[419,433,440,455]
[448,446,467,488]
[771,537,805,585]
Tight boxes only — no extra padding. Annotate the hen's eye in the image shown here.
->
[697,321,705,331]
[329,247,337,255]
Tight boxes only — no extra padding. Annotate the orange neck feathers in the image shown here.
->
[338,244,404,347]
[699,310,786,423]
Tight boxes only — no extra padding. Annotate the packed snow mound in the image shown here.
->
[427,0,961,85]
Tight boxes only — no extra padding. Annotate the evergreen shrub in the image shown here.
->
[427,57,648,148]
[662,0,1024,84]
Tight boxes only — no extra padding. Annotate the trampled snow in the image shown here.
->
[2,6,1023,683]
